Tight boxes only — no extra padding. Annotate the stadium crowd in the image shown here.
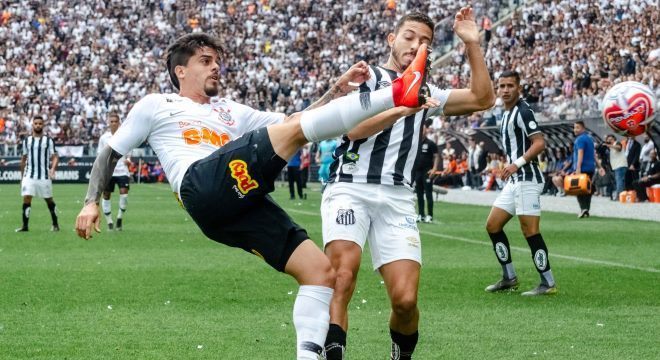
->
[0,0,515,156]
[440,0,659,132]
[0,0,658,198]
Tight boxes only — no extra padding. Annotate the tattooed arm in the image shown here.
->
[76,145,122,239]
[304,61,371,111]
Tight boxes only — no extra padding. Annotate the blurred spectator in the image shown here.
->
[634,149,660,201]
[624,136,642,190]
[603,134,627,200]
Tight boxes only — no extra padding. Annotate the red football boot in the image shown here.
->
[392,43,432,107]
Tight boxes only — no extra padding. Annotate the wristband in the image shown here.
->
[513,157,527,168]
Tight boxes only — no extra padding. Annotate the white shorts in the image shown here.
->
[493,180,543,216]
[21,178,53,198]
[321,182,421,270]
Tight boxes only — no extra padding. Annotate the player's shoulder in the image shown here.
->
[99,131,111,140]
[516,100,536,119]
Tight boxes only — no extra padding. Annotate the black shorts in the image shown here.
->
[105,175,130,193]
[179,128,309,272]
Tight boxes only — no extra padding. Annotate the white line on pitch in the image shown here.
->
[285,208,660,274]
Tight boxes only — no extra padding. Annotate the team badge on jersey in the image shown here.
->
[229,159,259,196]
[214,107,234,126]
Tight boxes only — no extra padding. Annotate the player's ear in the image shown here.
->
[387,33,396,48]
[175,65,186,82]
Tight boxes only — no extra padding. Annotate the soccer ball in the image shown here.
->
[601,81,657,136]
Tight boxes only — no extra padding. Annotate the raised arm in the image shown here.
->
[304,61,372,111]
[442,7,496,116]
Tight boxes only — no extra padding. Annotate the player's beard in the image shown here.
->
[392,47,413,71]
[204,82,219,97]
[33,127,43,135]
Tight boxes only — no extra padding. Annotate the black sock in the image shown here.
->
[526,233,555,286]
[22,203,31,229]
[488,231,515,279]
[324,323,346,360]
[47,202,58,226]
[390,329,418,360]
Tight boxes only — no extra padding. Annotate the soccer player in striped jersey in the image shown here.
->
[484,71,557,296]
[98,113,132,231]
[16,116,60,232]
[321,7,495,360]
[75,33,435,359]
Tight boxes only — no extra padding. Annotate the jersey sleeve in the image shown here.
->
[48,138,56,157]
[232,101,285,133]
[517,106,541,136]
[97,133,108,153]
[108,95,157,156]
[425,84,451,117]
[21,138,27,156]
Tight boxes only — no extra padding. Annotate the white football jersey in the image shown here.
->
[108,93,285,195]
[98,132,130,177]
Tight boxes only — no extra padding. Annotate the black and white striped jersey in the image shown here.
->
[327,65,450,188]
[500,99,545,184]
[21,135,56,180]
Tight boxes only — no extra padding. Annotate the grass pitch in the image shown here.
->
[0,183,658,359]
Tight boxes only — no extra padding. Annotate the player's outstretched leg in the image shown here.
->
[299,44,431,143]
[285,240,336,360]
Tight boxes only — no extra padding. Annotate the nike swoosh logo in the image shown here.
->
[170,111,185,117]
[403,71,422,98]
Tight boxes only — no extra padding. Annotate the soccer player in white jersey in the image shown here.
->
[16,116,60,232]
[484,71,557,296]
[75,33,437,359]
[97,113,132,231]
[321,8,495,360]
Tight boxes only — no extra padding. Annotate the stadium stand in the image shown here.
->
[0,0,657,194]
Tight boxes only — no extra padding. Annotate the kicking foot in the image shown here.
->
[392,44,431,107]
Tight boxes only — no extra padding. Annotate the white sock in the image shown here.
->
[300,88,395,142]
[101,199,112,224]
[118,194,128,219]
[293,285,333,360]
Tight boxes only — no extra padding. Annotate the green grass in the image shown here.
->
[0,183,658,359]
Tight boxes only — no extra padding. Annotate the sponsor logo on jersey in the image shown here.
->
[182,127,231,147]
[228,159,259,195]
[377,80,391,88]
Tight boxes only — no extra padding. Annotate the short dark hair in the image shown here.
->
[575,120,586,128]
[394,12,435,41]
[165,33,224,90]
[499,71,520,84]
[108,112,120,121]
[33,115,44,122]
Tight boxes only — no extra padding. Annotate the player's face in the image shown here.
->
[109,117,120,134]
[389,21,433,71]
[497,77,520,105]
[178,47,220,97]
[32,119,44,134]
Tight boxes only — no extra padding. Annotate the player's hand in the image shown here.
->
[49,168,56,180]
[335,61,371,94]
[398,97,442,116]
[453,6,479,45]
[76,202,101,240]
[500,163,518,181]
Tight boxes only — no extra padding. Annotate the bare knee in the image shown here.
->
[391,293,418,318]
[334,267,358,294]
[486,219,502,234]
